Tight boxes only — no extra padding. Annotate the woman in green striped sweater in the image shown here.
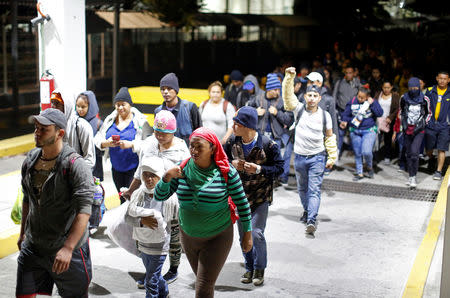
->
[155,127,252,297]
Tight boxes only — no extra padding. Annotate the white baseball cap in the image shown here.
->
[306,72,323,83]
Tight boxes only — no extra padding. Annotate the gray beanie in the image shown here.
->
[160,73,179,93]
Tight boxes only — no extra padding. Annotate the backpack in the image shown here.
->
[289,105,327,144]
[200,99,230,115]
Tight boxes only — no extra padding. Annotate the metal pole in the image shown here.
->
[247,0,250,41]
[440,181,450,297]
[87,34,92,78]
[112,2,119,101]
[101,32,105,77]
[225,0,229,13]
[2,15,7,94]
[10,0,19,124]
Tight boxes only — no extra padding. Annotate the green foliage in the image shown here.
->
[142,0,204,28]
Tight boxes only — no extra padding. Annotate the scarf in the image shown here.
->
[180,127,230,183]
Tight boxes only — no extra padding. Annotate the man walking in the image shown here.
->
[155,72,202,145]
[283,67,338,235]
[16,108,95,297]
[425,71,450,180]
[224,106,283,286]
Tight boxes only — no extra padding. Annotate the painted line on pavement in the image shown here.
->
[0,133,34,158]
[0,194,121,259]
[0,170,20,178]
[402,168,449,297]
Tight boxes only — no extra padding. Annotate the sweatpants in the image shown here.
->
[405,132,424,177]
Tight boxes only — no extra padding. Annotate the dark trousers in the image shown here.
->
[405,132,425,177]
[379,130,394,160]
[180,224,233,297]
[112,167,137,203]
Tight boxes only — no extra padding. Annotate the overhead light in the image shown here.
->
[399,0,405,8]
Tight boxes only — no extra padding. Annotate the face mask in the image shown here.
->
[408,89,420,98]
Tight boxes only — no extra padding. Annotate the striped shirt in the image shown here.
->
[155,166,252,237]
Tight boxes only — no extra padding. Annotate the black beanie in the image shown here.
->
[114,87,133,105]
[230,70,244,81]
[160,73,179,93]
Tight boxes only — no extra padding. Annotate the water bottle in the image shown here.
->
[93,178,103,206]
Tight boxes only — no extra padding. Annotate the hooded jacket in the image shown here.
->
[333,77,361,111]
[77,91,102,135]
[94,107,152,159]
[236,74,263,109]
[400,91,432,135]
[21,144,94,255]
[57,89,96,168]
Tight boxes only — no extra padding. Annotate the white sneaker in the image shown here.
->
[383,158,391,165]
[409,176,417,188]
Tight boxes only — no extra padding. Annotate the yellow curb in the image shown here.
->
[0,226,20,258]
[0,194,121,259]
[0,133,35,158]
[0,170,20,178]
[402,169,449,297]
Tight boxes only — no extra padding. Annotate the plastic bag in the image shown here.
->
[10,187,23,225]
[104,200,140,256]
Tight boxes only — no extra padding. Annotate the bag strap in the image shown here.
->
[75,117,84,157]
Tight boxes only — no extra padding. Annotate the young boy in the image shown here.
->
[127,156,178,297]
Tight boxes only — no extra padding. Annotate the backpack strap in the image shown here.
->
[322,108,327,136]
[223,100,229,115]
[200,99,210,114]
[75,117,84,157]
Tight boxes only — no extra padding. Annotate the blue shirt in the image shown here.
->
[106,121,139,172]
[242,138,257,158]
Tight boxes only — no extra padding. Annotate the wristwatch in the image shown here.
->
[255,165,262,174]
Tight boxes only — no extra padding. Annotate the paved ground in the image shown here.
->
[0,151,445,297]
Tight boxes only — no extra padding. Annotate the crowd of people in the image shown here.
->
[15,42,450,297]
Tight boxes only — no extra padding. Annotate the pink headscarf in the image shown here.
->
[179,127,230,183]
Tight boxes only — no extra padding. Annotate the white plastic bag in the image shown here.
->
[104,201,140,256]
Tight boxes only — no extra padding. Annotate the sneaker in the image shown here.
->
[352,174,364,182]
[279,178,288,186]
[252,269,264,286]
[366,169,374,179]
[409,176,417,188]
[384,158,391,165]
[163,270,178,284]
[397,167,406,173]
[306,221,316,234]
[240,271,253,284]
[324,168,331,176]
[136,279,145,289]
[300,211,308,224]
[433,171,442,181]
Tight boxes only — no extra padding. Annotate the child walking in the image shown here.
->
[127,156,178,298]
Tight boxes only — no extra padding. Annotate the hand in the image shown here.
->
[367,97,374,104]
[103,137,119,148]
[256,107,266,116]
[243,162,259,174]
[232,159,245,171]
[392,132,397,143]
[268,106,278,116]
[285,67,296,75]
[340,121,347,129]
[325,161,334,169]
[119,140,133,149]
[52,245,73,275]
[241,231,253,253]
[163,166,184,183]
[121,189,132,201]
[17,234,25,251]
[141,216,158,229]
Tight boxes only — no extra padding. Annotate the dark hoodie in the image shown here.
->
[77,91,102,135]
[400,77,432,135]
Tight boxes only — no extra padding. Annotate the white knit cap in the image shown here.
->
[140,156,165,180]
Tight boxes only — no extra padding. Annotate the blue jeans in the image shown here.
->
[294,153,326,223]
[141,253,168,298]
[338,126,346,155]
[350,129,377,175]
[238,201,269,271]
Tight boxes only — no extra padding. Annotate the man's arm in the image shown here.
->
[190,103,202,130]
[282,68,299,111]
[17,201,29,250]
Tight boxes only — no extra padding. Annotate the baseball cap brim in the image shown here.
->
[30,115,54,126]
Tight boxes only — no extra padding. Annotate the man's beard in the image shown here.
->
[36,136,56,147]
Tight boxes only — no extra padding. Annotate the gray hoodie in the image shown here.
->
[236,74,263,109]
[57,89,96,168]
[21,145,94,255]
